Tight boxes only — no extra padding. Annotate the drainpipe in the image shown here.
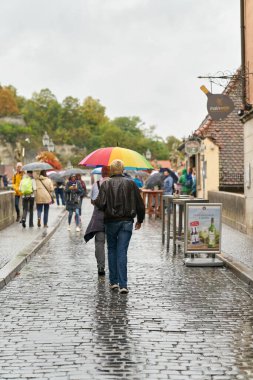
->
[240,0,246,107]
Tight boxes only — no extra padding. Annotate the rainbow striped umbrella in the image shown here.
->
[79,147,153,170]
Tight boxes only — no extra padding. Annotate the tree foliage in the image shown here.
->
[0,84,182,163]
[0,86,19,116]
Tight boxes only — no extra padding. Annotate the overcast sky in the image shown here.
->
[0,0,241,140]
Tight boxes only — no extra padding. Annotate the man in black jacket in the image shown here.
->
[94,159,145,294]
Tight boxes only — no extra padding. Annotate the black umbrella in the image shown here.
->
[60,168,87,177]
[47,172,65,183]
[144,173,164,189]
[167,169,178,183]
[159,168,178,183]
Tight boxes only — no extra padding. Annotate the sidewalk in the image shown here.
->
[1,200,253,290]
[0,204,66,289]
[220,223,253,285]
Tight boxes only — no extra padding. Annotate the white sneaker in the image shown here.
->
[67,225,71,231]
[76,226,80,232]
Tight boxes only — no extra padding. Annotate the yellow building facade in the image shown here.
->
[196,138,219,199]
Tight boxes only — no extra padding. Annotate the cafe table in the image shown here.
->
[141,189,164,218]
[162,195,209,253]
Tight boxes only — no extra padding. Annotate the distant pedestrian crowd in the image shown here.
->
[12,162,87,230]
[144,167,196,197]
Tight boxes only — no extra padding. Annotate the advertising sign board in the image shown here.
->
[185,203,222,254]
[185,140,201,156]
[200,85,234,120]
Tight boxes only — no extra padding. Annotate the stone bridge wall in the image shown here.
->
[0,191,15,230]
[208,191,246,234]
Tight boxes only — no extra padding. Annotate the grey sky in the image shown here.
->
[0,0,240,140]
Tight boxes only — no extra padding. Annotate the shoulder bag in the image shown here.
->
[39,179,55,204]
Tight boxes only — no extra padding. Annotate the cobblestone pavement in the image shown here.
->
[0,204,65,270]
[1,199,253,380]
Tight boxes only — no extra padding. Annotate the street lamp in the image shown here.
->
[42,131,50,150]
[145,149,151,160]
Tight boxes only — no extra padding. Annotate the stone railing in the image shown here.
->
[208,191,246,233]
[0,191,15,230]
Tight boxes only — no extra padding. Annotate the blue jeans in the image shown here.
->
[15,195,21,217]
[105,221,133,288]
[68,208,80,226]
[55,188,65,205]
[37,204,49,226]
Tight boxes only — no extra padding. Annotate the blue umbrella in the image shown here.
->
[91,167,102,175]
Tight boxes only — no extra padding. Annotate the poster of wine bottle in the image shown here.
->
[184,203,222,254]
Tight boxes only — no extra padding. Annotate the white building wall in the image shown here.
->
[244,116,253,235]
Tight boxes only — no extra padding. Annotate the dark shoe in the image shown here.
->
[98,268,105,276]
[119,287,129,294]
[44,225,48,228]
[37,218,41,227]
[21,219,26,228]
[29,224,34,228]
[16,216,20,222]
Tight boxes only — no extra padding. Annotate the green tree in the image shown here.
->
[22,89,61,136]
[82,96,107,126]
[166,135,183,168]
[112,116,142,135]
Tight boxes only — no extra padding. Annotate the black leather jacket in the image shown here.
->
[94,174,145,223]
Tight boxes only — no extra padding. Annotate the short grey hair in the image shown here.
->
[110,159,124,175]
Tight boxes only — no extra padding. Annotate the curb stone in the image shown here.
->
[0,209,67,290]
[218,252,253,287]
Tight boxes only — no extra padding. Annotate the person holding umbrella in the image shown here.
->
[75,173,87,225]
[34,170,54,227]
[94,159,145,294]
[65,174,84,232]
[19,171,37,228]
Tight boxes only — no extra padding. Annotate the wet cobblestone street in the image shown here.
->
[1,199,253,379]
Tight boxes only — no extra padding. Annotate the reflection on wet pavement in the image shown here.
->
[0,199,253,379]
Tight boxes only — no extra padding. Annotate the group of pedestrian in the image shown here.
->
[13,163,54,228]
[144,167,197,197]
[13,162,88,231]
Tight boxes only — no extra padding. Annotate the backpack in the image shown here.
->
[20,177,33,196]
